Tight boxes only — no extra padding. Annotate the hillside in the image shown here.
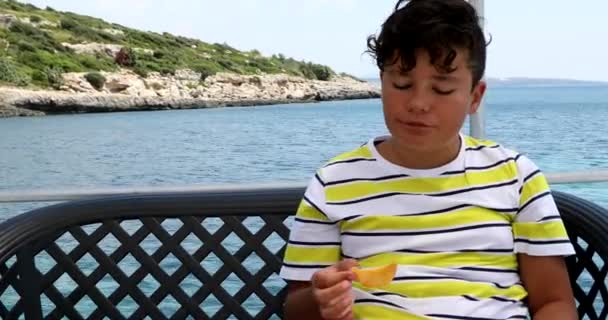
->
[0,0,338,88]
[0,0,380,117]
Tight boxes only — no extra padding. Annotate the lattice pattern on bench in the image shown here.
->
[567,236,608,320]
[0,214,292,320]
[2,190,608,319]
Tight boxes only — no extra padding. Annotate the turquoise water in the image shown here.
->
[1,84,607,218]
[1,84,607,316]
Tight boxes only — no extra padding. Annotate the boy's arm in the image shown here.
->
[284,260,357,320]
[280,173,355,320]
[518,254,577,320]
[513,155,577,319]
[284,282,323,320]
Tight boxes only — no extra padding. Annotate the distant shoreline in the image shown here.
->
[0,72,381,118]
[362,77,608,87]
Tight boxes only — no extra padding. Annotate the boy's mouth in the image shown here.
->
[401,120,433,128]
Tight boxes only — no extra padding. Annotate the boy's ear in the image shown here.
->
[469,80,487,114]
[379,70,384,80]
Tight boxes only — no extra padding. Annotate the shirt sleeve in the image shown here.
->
[512,155,575,256]
[279,172,342,281]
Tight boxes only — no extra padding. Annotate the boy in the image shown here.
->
[280,0,577,319]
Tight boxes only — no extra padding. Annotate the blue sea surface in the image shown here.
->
[1,84,607,217]
[0,84,607,317]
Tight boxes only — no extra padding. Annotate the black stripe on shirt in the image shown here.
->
[514,238,571,245]
[303,194,330,218]
[314,173,326,187]
[371,291,409,299]
[522,169,542,184]
[342,214,363,221]
[462,295,479,302]
[465,144,500,151]
[346,247,514,260]
[324,173,411,186]
[488,206,519,213]
[395,248,514,254]
[537,215,561,222]
[431,179,519,197]
[490,296,521,304]
[441,157,517,176]
[427,313,527,320]
[456,266,519,274]
[282,262,332,269]
[324,157,376,168]
[518,191,551,213]
[403,204,517,217]
[341,222,511,237]
[354,298,407,311]
[518,169,542,194]
[401,204,472,217]
[287,240,341,246]
[294,217,337,225]
[392,276,517,290]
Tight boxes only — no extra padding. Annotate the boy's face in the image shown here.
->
[380,48,486,153]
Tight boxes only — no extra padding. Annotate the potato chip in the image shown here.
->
[352,263,397,288]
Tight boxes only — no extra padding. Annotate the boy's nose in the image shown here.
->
[407,89,431,113]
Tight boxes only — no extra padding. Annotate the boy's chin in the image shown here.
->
[391,133,457,152]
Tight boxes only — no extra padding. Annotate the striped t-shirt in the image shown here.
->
[280,134,574,320]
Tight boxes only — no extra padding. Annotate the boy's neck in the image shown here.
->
[377,136,462,170]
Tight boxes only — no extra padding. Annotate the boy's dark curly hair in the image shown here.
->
[367,0,487,86]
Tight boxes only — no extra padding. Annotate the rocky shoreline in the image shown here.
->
[0,70,381,118]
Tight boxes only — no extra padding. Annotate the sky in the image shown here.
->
[18,0,608,81]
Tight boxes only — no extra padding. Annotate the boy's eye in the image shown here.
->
[392,83,412,90]
[433,88,455,95]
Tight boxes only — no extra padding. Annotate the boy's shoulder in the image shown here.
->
[461,135,543,177]
[462,135,524,159]
[325,141,375,166]
[316,139,377,181]
[316,135,533,182]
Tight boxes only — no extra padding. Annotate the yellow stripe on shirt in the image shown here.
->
[296,201,330,222]
[358,252,518,270]
[327,146,374,163]
[512,220,569,240]
[326,162,518,202]
[283,245,341,264]
[341,206,512,232]
[519,173,550,206]
[353,303,431,320]
[464,136,499,148]
[354,280,527,301]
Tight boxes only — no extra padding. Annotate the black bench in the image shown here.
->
[0,188,606,319]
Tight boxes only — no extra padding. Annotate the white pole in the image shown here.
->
[468,0,485,139]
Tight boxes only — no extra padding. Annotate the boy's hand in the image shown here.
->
[311,259,358,320]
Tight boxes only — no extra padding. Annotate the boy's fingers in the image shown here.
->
[335,306,354,320]
[313,270,354,289]
[321,300,353,320]
[321,281,353,306]
[316,280,352,303]
[326,291,354,312]
[334,259,359,272]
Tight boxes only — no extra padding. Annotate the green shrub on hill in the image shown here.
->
[0,56,30,86]
[0,0,339,89]
[31,69,47,84]
[84,72,106,90]
[310,64,333,81]
[59,18,78,30]
[45,66,64,89]
[29,15,42,23]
